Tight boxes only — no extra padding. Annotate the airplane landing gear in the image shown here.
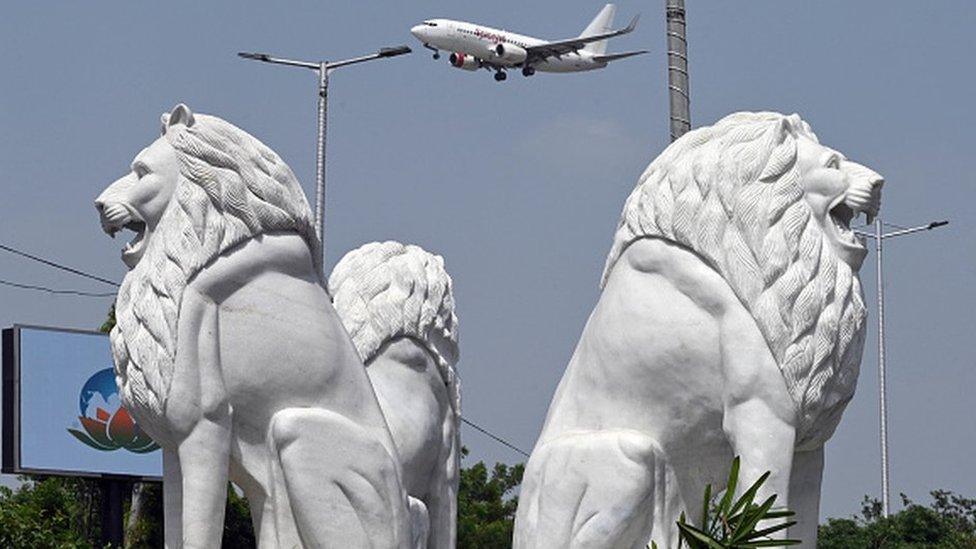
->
[423,43,440,60]
[494,70,507,82]
[522,66,536,77]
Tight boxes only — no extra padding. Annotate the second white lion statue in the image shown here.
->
[329,241,461,549]
[96,104,411,548]
[514,112,883,549]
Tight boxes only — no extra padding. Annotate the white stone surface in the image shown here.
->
[96,104,410,548]
[513,112,883,549]
[329,241,461,549]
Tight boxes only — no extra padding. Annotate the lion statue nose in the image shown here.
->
[96,200,133,237]
[843,163,884,222]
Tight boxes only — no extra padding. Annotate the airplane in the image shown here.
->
[410,4,647,82]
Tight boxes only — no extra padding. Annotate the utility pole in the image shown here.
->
[666,0,691,141]
[238,46,411,265]
[856,217,948,516]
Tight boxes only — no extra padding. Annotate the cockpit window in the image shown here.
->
[423,21,438,27]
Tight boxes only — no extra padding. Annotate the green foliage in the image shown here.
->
[0,477,99,548]
[125,483,162,548]
[818,491,976,548]
[673,457,799,548]
[457,447,524,549]
[223,485,255,547]
[121,482,253,548]
[100,304,116,333]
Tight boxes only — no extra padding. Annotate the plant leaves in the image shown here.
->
[677,521,727,549]
[730,496,779,543]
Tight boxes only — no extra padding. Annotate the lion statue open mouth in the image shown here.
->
[515,112,883,549]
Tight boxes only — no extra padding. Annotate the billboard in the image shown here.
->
[2,325,161,479]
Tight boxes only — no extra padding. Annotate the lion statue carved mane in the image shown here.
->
[329,241,460,549]
[108,107,318,438]
[514,112,883,549]
[603,112,875,447]
[97,104,411,548]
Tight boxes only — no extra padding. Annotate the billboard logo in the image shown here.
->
[66,367,159,453]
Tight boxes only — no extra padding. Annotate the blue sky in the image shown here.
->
[1,1,974,520]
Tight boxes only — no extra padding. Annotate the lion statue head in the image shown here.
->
[95,104,317,434]
[328,241,460,418]
[602,112,883,448]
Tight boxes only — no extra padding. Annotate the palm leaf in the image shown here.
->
[737,538,801,547]
[676,521,727,549]
[740,520,798,541]
[715,457,741,528]
[730,495,778,543]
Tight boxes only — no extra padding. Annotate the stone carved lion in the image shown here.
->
[329,241,460,549]
[96,105,410,548]
[514,112,883,549]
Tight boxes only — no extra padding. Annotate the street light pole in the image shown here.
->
[238,46,411,265]
[874,217,889,518]
[856,217,948,517]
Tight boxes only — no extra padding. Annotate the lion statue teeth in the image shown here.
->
[96,104,412,548]
[329,241,461,549]
[514,112,883,549]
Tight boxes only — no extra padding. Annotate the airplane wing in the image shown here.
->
[524,14,640,63]
[593,50,649,63]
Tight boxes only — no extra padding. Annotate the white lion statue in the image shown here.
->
[95,104,411,548]
[329,241,460,549]
[514,112,883,549]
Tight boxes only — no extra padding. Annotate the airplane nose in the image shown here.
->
[410,25,425,40]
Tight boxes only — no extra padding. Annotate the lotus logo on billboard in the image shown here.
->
[67,367,159,453]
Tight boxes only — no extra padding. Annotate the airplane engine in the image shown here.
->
[449,52,481,71]
[493,43,527,65]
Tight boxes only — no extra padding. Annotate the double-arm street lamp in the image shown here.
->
[855,217,949,517]
[238,45,412,262]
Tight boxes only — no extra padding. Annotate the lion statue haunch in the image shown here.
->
[514,112,883,549]
[329,241,460,549]
[95,104,411,548]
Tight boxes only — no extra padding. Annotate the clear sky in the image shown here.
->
[1,1,973,521]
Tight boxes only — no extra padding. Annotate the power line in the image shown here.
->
[0,242,532,459]
[460,417,529,458]
[0,278,116,298]
[0,242,120,287]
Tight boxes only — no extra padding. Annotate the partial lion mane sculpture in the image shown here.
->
[109,107,318,434]
[96,104,411,548]
[514,112,883,549]
[329,241,460,549]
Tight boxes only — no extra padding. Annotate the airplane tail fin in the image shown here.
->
[580,3,616,56]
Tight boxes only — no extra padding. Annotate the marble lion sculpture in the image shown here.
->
[513,112,884,549]
[329,241,461,549]
[95,104,411,548]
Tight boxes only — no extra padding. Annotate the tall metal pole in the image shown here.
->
[316,62,329,259]
[666,0,691,141]
[875,217,890,517]
[238,45,411,269]
[855,217,947,517]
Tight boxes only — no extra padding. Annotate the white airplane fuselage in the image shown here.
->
[411,19,607,73]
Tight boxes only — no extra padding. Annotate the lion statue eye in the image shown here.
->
[825,156,841,170]
[133,163,149,179]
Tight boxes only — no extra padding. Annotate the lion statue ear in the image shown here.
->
[161,103,196,135]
